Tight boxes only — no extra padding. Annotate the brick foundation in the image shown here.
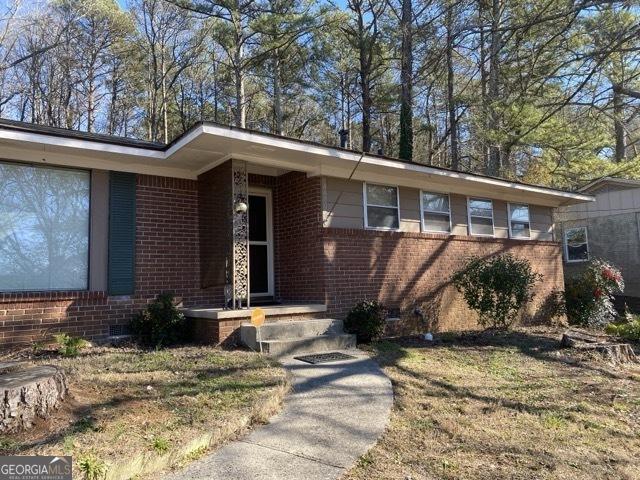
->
[192,311,327,347]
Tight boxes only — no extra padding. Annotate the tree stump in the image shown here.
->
[560,329,638,365]
[0,362,68,433]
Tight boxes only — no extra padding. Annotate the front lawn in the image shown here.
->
[0,345,288,479]
[346,329,640,480]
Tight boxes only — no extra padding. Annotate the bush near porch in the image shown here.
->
[0,345,288,480]
[346,329,640,480]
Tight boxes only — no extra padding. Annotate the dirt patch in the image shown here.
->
[345,328,640,480]
[0,345,289,479]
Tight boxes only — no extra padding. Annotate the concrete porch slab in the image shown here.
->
[181,304,327,320]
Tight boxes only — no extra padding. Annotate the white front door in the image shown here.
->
[249,188,274,298]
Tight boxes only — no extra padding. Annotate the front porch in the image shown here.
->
[184,304,328,346]
[188,158,327,344]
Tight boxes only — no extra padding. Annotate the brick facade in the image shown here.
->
[248,172,325,304]
[0,174,220,347]
[321,228,565,333]
[0,167,567,348]
[272,172,325,304]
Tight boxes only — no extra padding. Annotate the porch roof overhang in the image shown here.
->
[0,119,594,207]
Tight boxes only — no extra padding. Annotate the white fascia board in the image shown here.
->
[0,128,165,159]
[0,122,597,205]
[356,157,595,205]
[165,124,205,158]
[0,145,195,179]
[196,124,594,205]
[579,177,640,193]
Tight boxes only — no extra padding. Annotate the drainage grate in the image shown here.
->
[294,352,356,364]
[109,324,130,336]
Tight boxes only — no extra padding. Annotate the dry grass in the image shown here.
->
[345,328,640,480]
[0,345,288,479]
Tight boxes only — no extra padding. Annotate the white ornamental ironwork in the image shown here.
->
[232,160,249,309]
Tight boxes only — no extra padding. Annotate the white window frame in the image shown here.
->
[248,187,275,297]
[420,191,452,234]
[363,182,401,231]
[564,226,589,263]
[467,197,495,237]
[507,203,531,240]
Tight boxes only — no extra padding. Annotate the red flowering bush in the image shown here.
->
[565,259,624,327]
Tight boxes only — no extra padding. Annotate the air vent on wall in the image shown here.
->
[109,324,130,336]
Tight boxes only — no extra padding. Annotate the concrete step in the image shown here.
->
[240,318,345,348]
[260,334,357,357]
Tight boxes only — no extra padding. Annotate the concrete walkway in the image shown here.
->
[165,350,393,480]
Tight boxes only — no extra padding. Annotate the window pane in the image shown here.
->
[249,244,269,293]
[423,212,450,232]
[0,163,90,291]
[510,204,530,223]
[366,184,397,207]
[469,199,493,218]
[567,243,588,261]
[470,216,493,235]
[249,195,267,242]
[423,192,449,213]
[565,228,588,261]
[367,206,399,229]
[511,222,530,238]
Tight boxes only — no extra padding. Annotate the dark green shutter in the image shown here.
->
[108,172,136,295]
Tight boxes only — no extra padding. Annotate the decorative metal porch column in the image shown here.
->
[232,160,250,309]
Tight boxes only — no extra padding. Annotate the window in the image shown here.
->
[0,162,90,291]
[421,192,451,233]
[364,183,399,230]
[467,198,494,236]
[564,227,589,263]
[508,203,531,239]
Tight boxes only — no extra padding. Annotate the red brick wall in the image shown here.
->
[0,174,222,348]
[322,228,565,332]
[0,167,567,348]
[247,172,325,304]
[273,172,325,304]
[199,162,232,289]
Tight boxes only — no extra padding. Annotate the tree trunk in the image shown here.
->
[398,0,413,161]
[613,85,625,162]
[360,68,372,152]
[161,51,168,143]
[446,3,459,170]
[273,51,283,135]
[560,329,638,365]
[234,42,246,128]
[486,0,501,176]
[87,65,95,133]
[0,364,68,433]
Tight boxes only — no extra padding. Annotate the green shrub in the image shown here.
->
[78,453,107,480]
[564,259,624,327]
[452,254,542,329]
[150,435,170,453]
[344,300,388,343]
[53,333,88,357]
[605,313,640,341]
[130,292,187,347]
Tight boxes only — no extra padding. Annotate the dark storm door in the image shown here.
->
[249,190,274,297]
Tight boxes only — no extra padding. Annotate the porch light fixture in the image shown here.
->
[235,201,248,214]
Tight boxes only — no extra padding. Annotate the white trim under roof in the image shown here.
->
[0,120,595,207]
[579,176,640,193]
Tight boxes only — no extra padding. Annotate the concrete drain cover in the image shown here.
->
[294,352,356,364]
